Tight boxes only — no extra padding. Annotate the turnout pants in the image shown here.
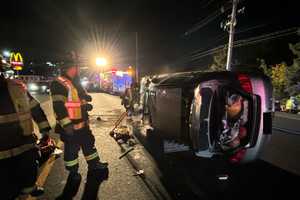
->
[0,148,39,199]
[61,127,100,172]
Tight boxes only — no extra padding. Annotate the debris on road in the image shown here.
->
[133,169,145,177]
[119,147,135,159]
[52,148,63,156]
[112,126,131,139]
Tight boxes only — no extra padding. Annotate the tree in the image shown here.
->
[286,42,300,95]
[270,63,288,99]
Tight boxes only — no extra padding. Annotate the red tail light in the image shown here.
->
[229,148,246,164]
[238,74,252,93]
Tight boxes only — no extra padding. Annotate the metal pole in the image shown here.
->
[135,32,139,83]
[226,0,238,71]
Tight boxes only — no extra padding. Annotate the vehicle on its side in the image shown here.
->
[139,67,273,164]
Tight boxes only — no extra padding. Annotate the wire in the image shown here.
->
[188,27,299,62]
[184,3,231,36]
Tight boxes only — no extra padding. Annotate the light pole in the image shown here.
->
[135,32,139,83]
[226,0,238,71]
[96,57,107,89]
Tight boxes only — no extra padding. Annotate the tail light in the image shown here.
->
[238,74,252,93]
[229,148,246,164]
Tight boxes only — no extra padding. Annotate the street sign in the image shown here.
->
[10,52,24,71]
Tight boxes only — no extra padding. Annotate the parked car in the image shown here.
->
[27,81,50,95]
[139,68,273,164]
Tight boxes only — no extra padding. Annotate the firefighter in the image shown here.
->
[122,87,133,113]
[0,55,51,198]
[50,59,108,198]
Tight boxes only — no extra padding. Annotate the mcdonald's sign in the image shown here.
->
[10,52,24,71]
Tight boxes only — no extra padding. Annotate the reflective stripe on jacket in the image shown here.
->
[0,79,39,159]
[286,99,292,110]
[6,80,34,136]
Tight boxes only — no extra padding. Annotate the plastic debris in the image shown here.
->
[110,125,134,144]
[53,148,63,156]
[133,169,145,177]
[119,147,134,159]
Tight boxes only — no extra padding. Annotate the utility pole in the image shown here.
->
[135,32,139,83]
[226,0,238,71]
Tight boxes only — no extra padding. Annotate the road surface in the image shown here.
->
[32,93,156,200]
[30,93,299,200]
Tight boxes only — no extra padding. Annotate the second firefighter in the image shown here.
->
[50,60,108,176]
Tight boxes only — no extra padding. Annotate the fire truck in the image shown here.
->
[85,69,133,94]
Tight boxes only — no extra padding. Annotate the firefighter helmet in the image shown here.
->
[60,51,79,71]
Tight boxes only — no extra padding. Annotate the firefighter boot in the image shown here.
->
[30,186,45,197]
[88,161,108,171]
[56,172,82,200]
[21,185,45,197]
[88,162,109,180]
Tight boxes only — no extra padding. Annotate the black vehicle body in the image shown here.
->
[140,69,273,164]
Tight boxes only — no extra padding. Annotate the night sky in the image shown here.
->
[0,0,299,75]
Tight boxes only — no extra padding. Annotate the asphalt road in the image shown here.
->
[32,93,156,200]
[31,93,300,200]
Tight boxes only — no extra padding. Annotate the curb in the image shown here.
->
[116,131,172,200]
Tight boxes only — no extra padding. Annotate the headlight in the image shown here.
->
[41,85,47,90]
[81,80,89,87]
[28,83,39,91]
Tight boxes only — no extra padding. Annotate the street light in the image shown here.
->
[3,50,10,57]
[96,57,107,67]
[95,57,107,90]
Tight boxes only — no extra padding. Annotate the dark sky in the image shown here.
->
[0,0,299,74]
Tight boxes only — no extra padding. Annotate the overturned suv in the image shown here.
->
[140,68,273,164]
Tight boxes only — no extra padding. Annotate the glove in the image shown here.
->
[84,94,92,102]
[63,124,74,137]
[39,134,50,143]
[40,131,50,139]
[85,103,93,111]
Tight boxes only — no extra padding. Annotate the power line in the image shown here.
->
[184,2,231,36]
[188,27,299,62]
[182,24,266,60]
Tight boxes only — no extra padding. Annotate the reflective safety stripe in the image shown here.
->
[85,152,99,161]
[65,102,81,108]
[74,121,86,130]
[59,117,72,127]
[21,185,36,194]
[65,159,79,167]
[29,99,39,109]
[0,143,36,160]
[38,121,50,130]
[52,95,67,102]
[0,112,31,124]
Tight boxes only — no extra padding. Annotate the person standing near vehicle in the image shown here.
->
[286,97,292,113]
[50,58,108,198]
[0,56,51,199]
[122,86,133,114]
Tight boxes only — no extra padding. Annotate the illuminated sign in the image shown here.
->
[10,52,24,71]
